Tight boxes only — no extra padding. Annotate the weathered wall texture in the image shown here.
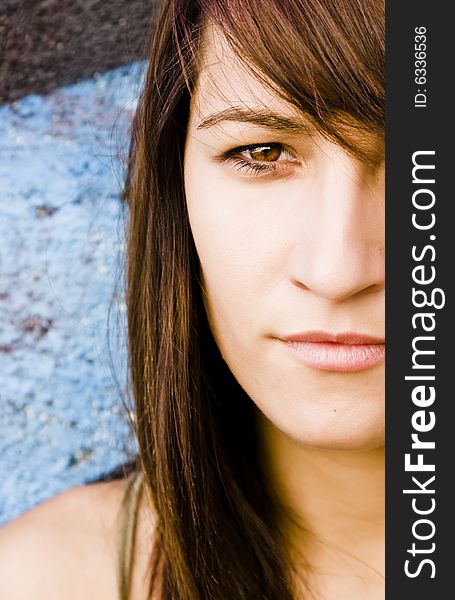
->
[0,0,157,525]
[1,0,155,102]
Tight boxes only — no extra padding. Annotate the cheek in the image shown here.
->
[185,178,267,357]
[183,149,310,368]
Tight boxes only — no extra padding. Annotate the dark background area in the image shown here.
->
[0,0,156,103]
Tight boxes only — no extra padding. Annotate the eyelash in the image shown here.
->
[217,143,299,177]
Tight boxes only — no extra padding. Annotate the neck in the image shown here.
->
[257,414,385,586]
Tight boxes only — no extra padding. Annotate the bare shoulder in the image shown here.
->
[0,478,130,600]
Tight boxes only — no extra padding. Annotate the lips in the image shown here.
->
[276,330,385,372]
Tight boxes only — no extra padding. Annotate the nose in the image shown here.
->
[287,146,384,303]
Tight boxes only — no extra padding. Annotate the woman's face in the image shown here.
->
[184,30,385,450]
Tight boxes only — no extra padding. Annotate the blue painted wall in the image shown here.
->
[0,63,145,525]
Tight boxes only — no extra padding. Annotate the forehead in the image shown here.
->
[190,25,300,123]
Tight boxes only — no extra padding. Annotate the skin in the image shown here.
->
[0,24,385,600]
[0,478,153,600]
[184,27,385,598]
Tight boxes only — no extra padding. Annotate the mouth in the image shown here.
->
[275,330,385,372]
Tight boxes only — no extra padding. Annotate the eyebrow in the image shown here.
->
[196,106,313,134]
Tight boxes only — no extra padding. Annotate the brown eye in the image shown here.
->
[217,142,300,178]
[245,145,282,162]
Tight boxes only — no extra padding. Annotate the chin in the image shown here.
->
[257,395,385,451]
[294,428,386,451]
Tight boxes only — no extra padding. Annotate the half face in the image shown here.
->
[184,28,385,450]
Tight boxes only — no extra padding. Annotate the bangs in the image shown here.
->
[187,0,384,161]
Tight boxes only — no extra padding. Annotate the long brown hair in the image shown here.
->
[123,0,384,598]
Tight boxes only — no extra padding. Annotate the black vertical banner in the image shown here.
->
[387,1,453,598]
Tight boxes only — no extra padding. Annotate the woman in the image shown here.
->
[0,0,385,598]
